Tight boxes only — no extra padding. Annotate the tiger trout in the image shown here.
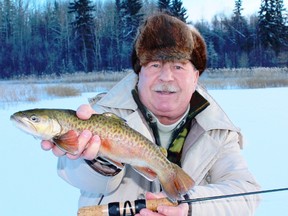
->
[10,108,194,201]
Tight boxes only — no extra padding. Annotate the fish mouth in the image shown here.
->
[10,114,38,134]
[10,115,24,125]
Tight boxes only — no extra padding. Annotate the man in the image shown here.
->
[41,13,260,215]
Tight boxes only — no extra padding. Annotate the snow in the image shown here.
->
[1,88,288,215]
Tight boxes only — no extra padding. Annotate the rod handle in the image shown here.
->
[146,198,178,211]
[77,198,178,216]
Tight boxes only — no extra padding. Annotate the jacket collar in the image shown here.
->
[195,84,240,132]
[96,72,239,133]
[96,72,138,110]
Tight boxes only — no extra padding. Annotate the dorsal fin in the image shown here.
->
[102,112,127,124]
[160,147,168,157]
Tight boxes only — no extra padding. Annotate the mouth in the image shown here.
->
[153,84,179,95]
[155,90,176,95]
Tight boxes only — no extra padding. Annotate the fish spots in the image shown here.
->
[85,125,93,131]
[100,126,107,135]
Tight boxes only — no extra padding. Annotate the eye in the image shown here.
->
[173,64,184,70]
[147,61,161,68]
[30,115,40,123]
[152,63,160,68]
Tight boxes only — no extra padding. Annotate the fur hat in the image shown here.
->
[131,13,207,75]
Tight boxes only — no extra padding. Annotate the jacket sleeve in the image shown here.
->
[184,130,261,216]
[57,157,125,195]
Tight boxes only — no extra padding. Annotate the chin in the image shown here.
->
[155,107,175,115]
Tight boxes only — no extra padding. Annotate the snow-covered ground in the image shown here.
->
[1,87,288,215]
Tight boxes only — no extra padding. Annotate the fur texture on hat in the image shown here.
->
[131,13,207,75]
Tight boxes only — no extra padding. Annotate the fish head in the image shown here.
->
[10,109,62,140]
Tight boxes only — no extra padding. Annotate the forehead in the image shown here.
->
[144,59,192,65]
[143,60,197,70]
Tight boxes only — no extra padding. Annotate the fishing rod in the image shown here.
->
[77,187,288,216]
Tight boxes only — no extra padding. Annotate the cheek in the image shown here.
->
[179,77,197,100]
[138,72,154,93]
[137,74,151,104]
[137,77,146,95]
[184,72,198,90]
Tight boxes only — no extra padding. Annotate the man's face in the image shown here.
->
[138,60,199,125]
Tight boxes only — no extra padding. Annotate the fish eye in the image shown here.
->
[30,115,39,123]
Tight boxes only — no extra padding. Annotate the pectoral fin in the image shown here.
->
[102,112,128,126]
[53,130,79,155]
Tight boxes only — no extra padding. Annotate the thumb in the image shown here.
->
[76,104,95,120]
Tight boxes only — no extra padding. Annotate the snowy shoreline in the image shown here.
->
[1,87,288,215]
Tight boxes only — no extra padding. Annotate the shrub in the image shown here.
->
[44,85,81,97]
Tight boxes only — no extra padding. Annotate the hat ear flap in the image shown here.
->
[190,28,207,75]
[131,45,141,73]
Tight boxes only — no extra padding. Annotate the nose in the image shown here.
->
[159,64,173,81]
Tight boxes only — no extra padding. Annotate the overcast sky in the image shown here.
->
[183,0,288,22]
[35,0,288,20]
[35,0,288,23]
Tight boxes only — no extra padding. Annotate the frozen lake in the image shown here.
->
[1,87,288,215]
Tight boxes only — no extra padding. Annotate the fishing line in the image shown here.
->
[179,187,288,204]
[113,187,288,216]
[78,187,288,216]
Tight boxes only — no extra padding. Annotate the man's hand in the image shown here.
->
[135,192,189,216]
[40,104,101,160]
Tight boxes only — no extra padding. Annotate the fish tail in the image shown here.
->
[159,164,195,202]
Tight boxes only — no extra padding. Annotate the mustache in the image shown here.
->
[152,83,179,93]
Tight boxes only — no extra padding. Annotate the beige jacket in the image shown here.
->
[58,72,260,215]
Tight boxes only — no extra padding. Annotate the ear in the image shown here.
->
[193,69,199,86]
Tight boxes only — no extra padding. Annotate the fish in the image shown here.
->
[10,108,194,201]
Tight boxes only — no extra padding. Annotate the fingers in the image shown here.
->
[81,135,101,160]
[157,203,188,216]
[52,145,67,157]
[66,130,93,160]
[41,140,65,157]
[40,130,101,160]
[136,203,188,216]
[41,104,100,159]
[136,192,188,216]
[135,192,165,216]
[76,104,96,120]
[66,130,100,160]
[135,209,163,216]
[41,140,54,151]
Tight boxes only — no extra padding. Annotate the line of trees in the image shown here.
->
[197,0,288,68]
[0,0,287,79]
